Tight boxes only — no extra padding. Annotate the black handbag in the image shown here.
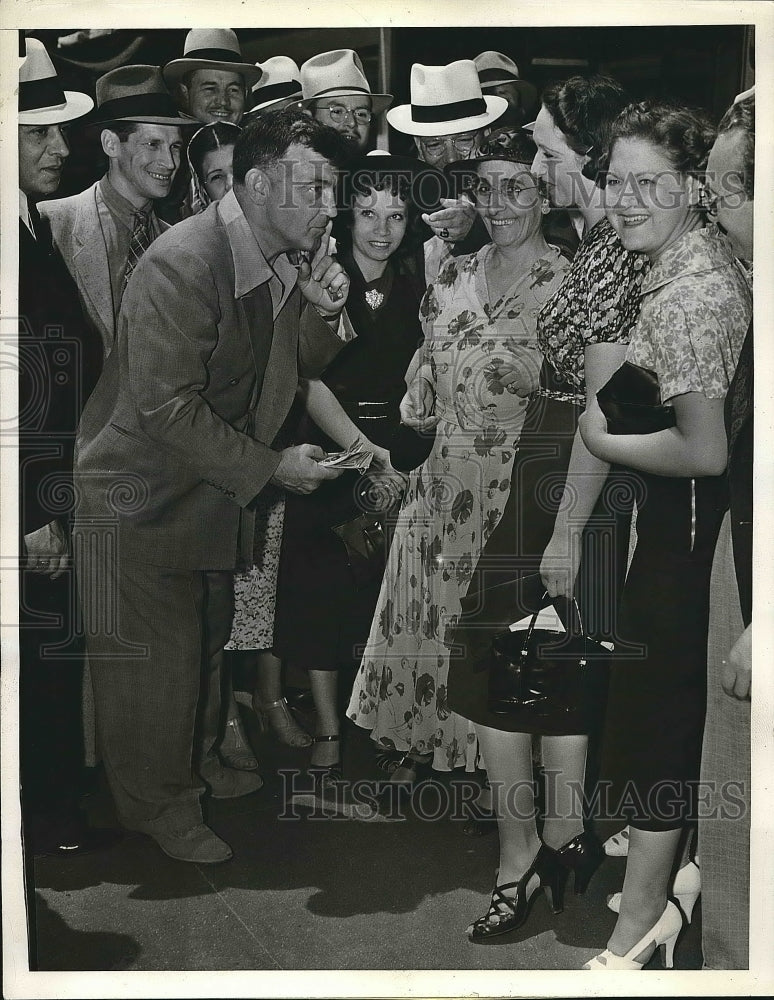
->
[596,361,676,436]
[388,421,436,473]
[331,512,387,585]
[486,596,611,735]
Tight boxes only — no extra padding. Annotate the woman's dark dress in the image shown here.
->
[273,250,424,671]
[599,228,751,830]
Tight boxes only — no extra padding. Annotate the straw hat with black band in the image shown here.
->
[247,56,302,114]
[387,60,507,138]
[19,37,94,125]
[162,29,262,91]
[299,49,392,114]
[474,51,538,107]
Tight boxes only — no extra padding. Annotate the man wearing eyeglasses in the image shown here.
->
[299,50,393,152]
[387,61,507,254]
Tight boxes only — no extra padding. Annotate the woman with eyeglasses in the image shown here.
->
[444,76,643,943]
[347,129,570,791]
[578,100,751,970]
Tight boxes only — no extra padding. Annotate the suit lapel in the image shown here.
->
[71,187,116,351]
[244,284,299,445]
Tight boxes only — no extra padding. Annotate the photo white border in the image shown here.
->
[1,2,773,997]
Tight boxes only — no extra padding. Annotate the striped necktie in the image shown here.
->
[124,211,152,289]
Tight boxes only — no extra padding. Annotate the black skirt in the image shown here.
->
[597,470,727,830]
[446,369,634,733]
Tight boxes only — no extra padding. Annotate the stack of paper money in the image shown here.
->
[317,439,374,472]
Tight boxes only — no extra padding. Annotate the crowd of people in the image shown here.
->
[17,28,754,972]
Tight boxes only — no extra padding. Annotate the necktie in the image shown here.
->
[124,211,152,289]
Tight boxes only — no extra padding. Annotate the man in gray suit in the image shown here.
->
[74,110,351,864]
[40,65,190,357]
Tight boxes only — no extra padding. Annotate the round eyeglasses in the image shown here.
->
[419,134,478,157]
[321,105,373,125]
[469,177,540,207]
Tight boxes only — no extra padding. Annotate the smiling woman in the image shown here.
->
[578,100,752,970]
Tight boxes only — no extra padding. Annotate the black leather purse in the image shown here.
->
[331,512,387,585]
[388,422,437,473]
[487,596,611,735]
[596,361,676,436]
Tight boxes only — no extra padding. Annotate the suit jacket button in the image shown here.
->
[229,377,239,385]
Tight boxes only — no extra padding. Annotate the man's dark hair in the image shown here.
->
[717,94,754,197]
[232,108,351,183]
[102,121,140,142]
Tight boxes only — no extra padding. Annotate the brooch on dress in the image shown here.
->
[364,289,385,311]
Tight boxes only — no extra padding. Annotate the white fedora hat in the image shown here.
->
[19,37,94,125]
[299,49,392,115]
[249,56,302,111]
[474,51,538,104]
[387,59,507,137]
[163,29,262,90]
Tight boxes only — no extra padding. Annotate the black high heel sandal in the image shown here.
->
[310,735,342,795]
[548,830,604,896]
[466,845,565,942]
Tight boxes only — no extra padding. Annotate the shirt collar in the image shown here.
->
[641,225,738,297]
[217,188,297,314]
[19,190,32,232]
[99,174,152,231]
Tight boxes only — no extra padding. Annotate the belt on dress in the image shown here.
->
[339,400,392,420]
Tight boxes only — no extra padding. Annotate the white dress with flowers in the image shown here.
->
[346,243,569,770]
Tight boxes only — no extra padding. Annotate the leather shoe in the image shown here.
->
[32,826,124,858]
[202,763,264,799]
[152,823,232,864]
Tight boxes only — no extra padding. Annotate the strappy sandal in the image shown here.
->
[466,845,564,942]
[252,695,312,748]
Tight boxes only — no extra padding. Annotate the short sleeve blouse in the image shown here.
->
[626,227,752,402]
[537,217,650,393]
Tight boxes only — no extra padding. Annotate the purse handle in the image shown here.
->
[519,592,590,663]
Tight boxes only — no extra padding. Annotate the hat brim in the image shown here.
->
[386,95,507,137]
[244,92,304,115]
[482,79,538,102]
[163,58,262,90]
[19,90,94,126]
[84,109,200,128]
[299,92,393,115]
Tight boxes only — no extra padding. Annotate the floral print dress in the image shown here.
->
[347,243,570,770]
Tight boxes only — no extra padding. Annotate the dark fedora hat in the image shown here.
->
[86,64,196,127]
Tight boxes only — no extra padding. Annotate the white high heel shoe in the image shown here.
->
[607,859,701,923]
[582,901,683,970]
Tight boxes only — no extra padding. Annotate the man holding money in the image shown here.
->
[73,111,354,864]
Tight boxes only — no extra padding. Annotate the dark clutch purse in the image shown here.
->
[487,596,611,736]
[388,422,436,473]
[331,512,387,585]
[596,361,676,435]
